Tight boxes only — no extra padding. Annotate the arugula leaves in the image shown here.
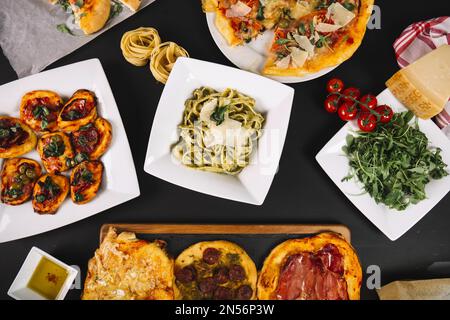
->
[342,111,448,211]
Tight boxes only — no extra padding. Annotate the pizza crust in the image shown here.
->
[214,11,243,46]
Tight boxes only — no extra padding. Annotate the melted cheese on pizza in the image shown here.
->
[82,228,175,300]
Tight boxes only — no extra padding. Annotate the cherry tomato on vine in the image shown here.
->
[375,105,394,123]
[358,113,378,132]
[324,94,340,113]
[342,87,361,104]
[338,101,358,121]
[326,78,345,94]
[360,94,378,112]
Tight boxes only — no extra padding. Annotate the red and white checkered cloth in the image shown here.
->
[393,16,450,129]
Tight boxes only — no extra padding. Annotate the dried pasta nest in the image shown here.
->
[149,41,189,84]
[120,27,161,66]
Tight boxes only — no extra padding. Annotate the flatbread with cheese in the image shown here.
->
[82,227,175,300]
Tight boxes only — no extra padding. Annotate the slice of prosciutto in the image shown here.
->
[275,244,349,300]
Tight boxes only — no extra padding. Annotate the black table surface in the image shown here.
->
[1,0,450,300]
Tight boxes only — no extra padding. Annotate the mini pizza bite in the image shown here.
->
[0,116,37,159]
[70,118,112,160]
[32,174,69,215]
[19,90,63,132]
[58,89,98,132]
[82,227,175,300]
[37,132,74,173]
[257,232,362,300]
[70,160,103,204]
[1,158,42,205]
[174,241,257,300]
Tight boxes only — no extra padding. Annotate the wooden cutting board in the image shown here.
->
[99,224,351,243]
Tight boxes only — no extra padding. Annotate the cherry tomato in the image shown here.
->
[375,105,394,123]
[338,101,358,121]
[326,78,345,94]
[324,94,340,113]
[360,94,378,112]
[358,113,377,132]
[342,87,361,104]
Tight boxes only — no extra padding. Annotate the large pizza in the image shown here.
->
[202,0,374,77]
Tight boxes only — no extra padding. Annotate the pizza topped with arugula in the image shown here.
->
[202,0,374,77]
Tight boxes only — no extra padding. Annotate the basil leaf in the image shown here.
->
[343,1,356,11]
[74,193,84,202]
[210,105,228,126]
[56,23,73,35]
[256,1,264,20]
[35,194,46,203]
[43,136,66,158]
[298,23,306,35]
[109,0,123,19]
[276,38,291,45]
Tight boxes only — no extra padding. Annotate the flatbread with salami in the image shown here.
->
[174,241,257,300]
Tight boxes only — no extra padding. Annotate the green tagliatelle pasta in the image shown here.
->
[172,87,265,175]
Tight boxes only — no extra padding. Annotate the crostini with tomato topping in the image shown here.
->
[0,116,37,159]
[37,132,74,173]
[19,90,63,133]
[70,160,104,204]
[1,158,42,205]
[57,89,98,132]
[32,174,69,214]
[70,117,112,160]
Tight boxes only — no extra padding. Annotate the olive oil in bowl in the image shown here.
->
[27,257,68,300]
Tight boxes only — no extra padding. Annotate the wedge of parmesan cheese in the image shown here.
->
[386,45,450,119]
[315,22,342,33]
[275,55,291,69]
[293,35,315,58]
[290,47,308,67]
[226,1,252,18]
[326,2,356,27]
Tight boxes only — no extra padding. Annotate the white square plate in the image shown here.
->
[144,57,294,205]
[8,247,78,300]
[316,89,450,241]
[0,59,140,243]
